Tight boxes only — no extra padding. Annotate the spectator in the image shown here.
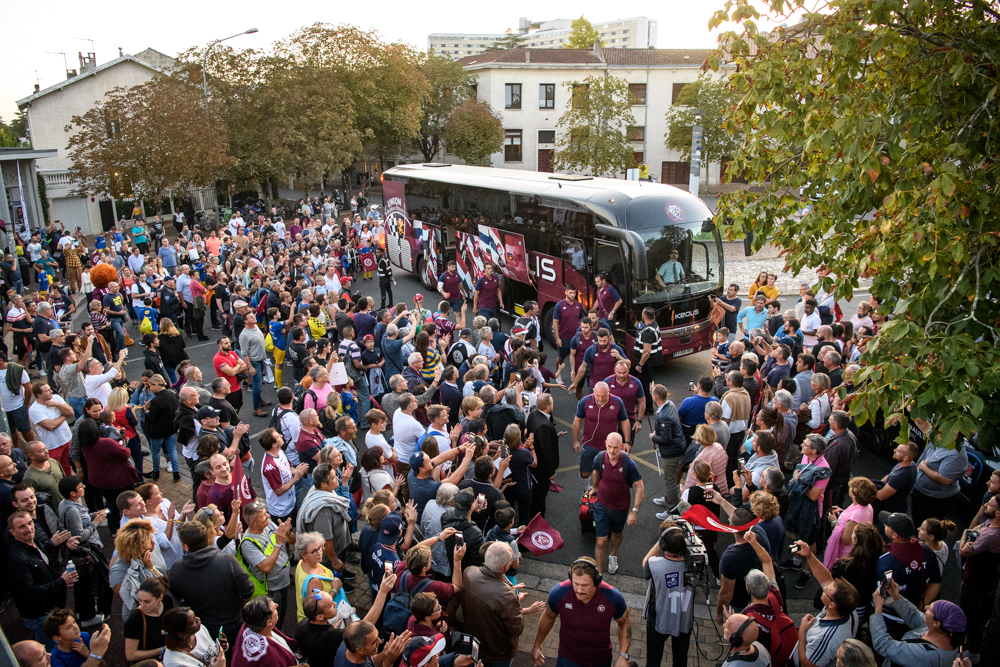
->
[642,521,697,667]
[57,337,93,421]
[872,442,919,517]
[482,386,526,442]
[441,489,484,573]
[783,434,831,589]
[213,336,247,414]
[719,615,770,667]
[231,595,299,667]
[297,463,355,589]
[0,349,37,450]
[911,437,969,529]
[465,542,544,667]
[123,576,173,663]
[239,312,270,417]
[719,371,752,475]
[828,523,883,623]
[649,384,685,516]
[742,538,797,667]
[41,611,111,667]
[259,428,309,523]
[823,411,858,511]
[955,493,1000,661]
[81,436,139,536]
[678,375,717,430]
[716,508,765,623]
[160,606,226,667]
[145,374,181,482]
[238,499,294,630]
[823,477,876,569]
[684,424,730,495]
[334,620,408,667]
[393,542,465,619]
[871,584,965,667]
[23,440,66,511]
[28,383,74,475]
[876,512,942,635]
[297,574,395,667]
[82,352,126,407]
[408,446,475,523]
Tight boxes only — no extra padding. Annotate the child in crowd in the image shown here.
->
[484,504,520,583]
[44,608,92,667]
[97,410,121,441]
[341,379,359,422]
[711,327,731,370]
[365,409,395,474]
[407,591,451,641]
[134,297,159,333]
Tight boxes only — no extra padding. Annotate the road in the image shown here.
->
[114,270,965,606]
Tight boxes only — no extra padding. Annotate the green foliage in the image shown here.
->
[485,30,527,52]
[554,76,637,178]
[445,100,504,166]
[664,74,742,174]
[565,16,604,50]
[415,54,475,161]
[709,0,1000,447]
[0,111,28,147]
[37,173,49,224]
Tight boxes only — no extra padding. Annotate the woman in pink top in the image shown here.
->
[683,424,730,495]
[303,364,336,412]
[823,477,877,569]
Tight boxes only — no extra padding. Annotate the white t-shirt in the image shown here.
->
[28,395,72,450]
[801,311,823,346]
[174,211,185,225]
[366,432,394,474]
[261,450,295,517]
[278,411,301,466]
[392,412,426,460]
[84,369,120,407]
[0,368,29,410]
[27,243,42,262]
[274,221,286,240]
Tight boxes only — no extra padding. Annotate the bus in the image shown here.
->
[380,164,723,360]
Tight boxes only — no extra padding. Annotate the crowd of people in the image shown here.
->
[0,206,992,667]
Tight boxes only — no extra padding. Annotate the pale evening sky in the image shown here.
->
[0,0,777,124]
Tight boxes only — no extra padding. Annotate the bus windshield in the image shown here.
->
[624,196,723,304]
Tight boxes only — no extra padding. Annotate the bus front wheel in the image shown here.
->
[416,257,434,291]
[541,306,557,348]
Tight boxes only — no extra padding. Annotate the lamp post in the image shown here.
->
[201,28,258,111]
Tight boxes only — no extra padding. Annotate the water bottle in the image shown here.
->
[65,561,76,586]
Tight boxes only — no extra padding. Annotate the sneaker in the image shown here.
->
[339,581,356,594]
[608,555,619,574]
[795,570,812,589]
[655,511,671,520]
[780,558,802,570]
[652,497,667,507]
[173,471,182,482]
[80,614,107,628]
[338,569,357,581]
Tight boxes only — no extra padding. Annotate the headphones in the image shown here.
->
[569,557,602,586]
[729,616,756,649]
[658,526,686,554]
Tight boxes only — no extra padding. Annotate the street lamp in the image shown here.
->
[201,28,259,111]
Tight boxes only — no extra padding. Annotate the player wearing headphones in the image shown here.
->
[529,557,631,667]
[721,615,772,667]
[642,522,696,667]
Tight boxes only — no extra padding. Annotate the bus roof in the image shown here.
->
[384,164,712,223]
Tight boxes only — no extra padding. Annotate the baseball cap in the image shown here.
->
[931,600,966,633]
[379,513,403,544]
[402,635,446,667]
[409,452,427,470]
[459,328,472,338]
[452,488,475,515]
[233,300,249,309]
[197,406,221,420]
[511,324,528,337]
[413,294,424,302]
[362,334,374,342]
[878,511,915,539]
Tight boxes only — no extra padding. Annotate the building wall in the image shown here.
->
[460,64,725,184]
[429,17,657,57]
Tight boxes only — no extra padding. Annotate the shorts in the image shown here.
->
[579,445,601,475]
[593,502,628,537]
[6,405,31,434]
[558,341,571,361]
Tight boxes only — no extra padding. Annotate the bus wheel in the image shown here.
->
[416,257,434,291]
[541,305,557,348]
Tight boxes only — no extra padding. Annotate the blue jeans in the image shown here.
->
[164,366,177,385]
[13,279,23,295]
[126,436,143,474]
[251,359,264,409]
[23,616,54,650]
[149,434,178,473]
[110,317,126,351]
[478,307,499,321]
[68,395,87,421]
[357,375,371,428]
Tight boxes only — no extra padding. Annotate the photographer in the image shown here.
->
[642,521,695,667]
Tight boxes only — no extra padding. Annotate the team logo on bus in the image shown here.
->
[665,204,685,222]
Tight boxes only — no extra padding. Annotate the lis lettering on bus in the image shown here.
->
[530,255,557,283]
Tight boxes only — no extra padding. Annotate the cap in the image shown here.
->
[931,600,966,633]
[197,406,221,420]
[878,511,915,539]
[370,204,380,210]
[413,294,424,302]
[409,452,426,470]
[459,328,472,338]
[379,513,403,544]
[452,488,475,515]
[402,635,446,667]
[233,300,249,309]
[511,324,528,337]
[362,334,375,342]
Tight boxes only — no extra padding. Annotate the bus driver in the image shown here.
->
[656,249,685,287]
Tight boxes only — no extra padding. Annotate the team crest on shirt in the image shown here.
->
[598,605,606,613]
[565,603,573,609]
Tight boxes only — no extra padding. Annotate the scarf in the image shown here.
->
[5,361,26,395]
[296,486,352,538]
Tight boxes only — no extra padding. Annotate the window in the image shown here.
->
[505,84,522,109]
[627,126,645,142]
[538,130,556,144]
[633,151,644,165]
[570,128,590,152]
[661,161,688,185]
[672,82,694,105]
[539,84,555,109]
[628,84,647,105]
[470,84,478,97]
[504,130,523,162]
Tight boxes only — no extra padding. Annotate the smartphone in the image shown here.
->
[456,533,465,548]
[477,493,487,511]
[967,530,980,543]
[688,381,695,392]
[385,562,392,575]
[738,458,746,472]
[705,483,713,492]
[789,543,802,554]
[880,570,893,596]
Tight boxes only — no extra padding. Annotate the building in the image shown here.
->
[1,147,58,252]
[429,16,657,57]
[432,46,734,186]
[15,49,176,235]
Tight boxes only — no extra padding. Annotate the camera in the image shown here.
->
[789,543,802,554]
[452,634,480,661]
[658,516,709,587]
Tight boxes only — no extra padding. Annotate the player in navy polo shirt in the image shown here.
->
[530,556,632,667]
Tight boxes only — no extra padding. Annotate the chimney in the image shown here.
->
[525,50,530,63]
[118,47,124,57]
[79,52,97,73]
[34,83,40,92]
[66,69,78,80]
[593,39,603,62]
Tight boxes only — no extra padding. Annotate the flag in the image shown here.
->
[231,454,257,521]
[682,504,759,533]
[360,252,376,273]
[517,513,564,556]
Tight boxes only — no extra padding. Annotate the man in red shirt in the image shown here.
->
[552,285,585,367]
[605,360,646,437]
[213,336,247,415]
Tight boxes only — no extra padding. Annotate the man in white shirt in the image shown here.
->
[800,299,823,347]
[83,351,126,407]
[227,211,244,237]
[0,350,35,447]
[27,383,74,475]
[392,392,426,500]
[175,265,194,337]
[259,428,308,522]
[128,247,144,275]
[273,218,286,241]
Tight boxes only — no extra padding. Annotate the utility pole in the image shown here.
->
[689,111,703,195]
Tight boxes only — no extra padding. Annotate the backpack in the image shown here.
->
[139,315,153,335]
[269,408,294,444]
[293,388,318,413]
[382,571,434,635]
[448,340,472,367]
[748,599,797,667]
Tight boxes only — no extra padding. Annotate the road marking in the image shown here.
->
[123,340,219,365]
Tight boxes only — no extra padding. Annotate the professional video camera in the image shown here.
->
[659,508,709,588]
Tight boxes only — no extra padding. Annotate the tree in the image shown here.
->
[414,54,475,161]
[485,29,527,52]
[554,76,636,178]
[565,16,604,49]
[445,100,504,166]
[64,74,233,200]
[664,74,742,178]
[710,0,1000,446]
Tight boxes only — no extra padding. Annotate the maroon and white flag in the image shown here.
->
[517,513,564,555]
[683,504,759,533]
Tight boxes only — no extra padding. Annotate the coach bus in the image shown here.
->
[380,164,723,360]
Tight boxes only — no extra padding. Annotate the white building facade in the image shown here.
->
[15,49,174,235]
[430,47,734,186]
[429,16,657,57]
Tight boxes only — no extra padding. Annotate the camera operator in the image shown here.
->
[642,521,695,667]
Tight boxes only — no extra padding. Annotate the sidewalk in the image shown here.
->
[723,242,872,298]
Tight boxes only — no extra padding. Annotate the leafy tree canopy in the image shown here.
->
[554,76,636,178]
[415,54,475,162]
[486,29,527,52]
[710,0,1000,446]
[445,99,504,166]
[565,16,604,49]
[664,74,742,171]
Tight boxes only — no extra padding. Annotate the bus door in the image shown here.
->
[594,239,629,348]
[560,235,590,303]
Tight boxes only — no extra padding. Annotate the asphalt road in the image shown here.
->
[114,271,968,605]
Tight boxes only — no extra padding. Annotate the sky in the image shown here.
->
[0,0,733,121]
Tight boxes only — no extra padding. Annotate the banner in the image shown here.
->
[360,252,376,273]
[682,504,760,533]
[231,453,257,518]
[517,513,564,555]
